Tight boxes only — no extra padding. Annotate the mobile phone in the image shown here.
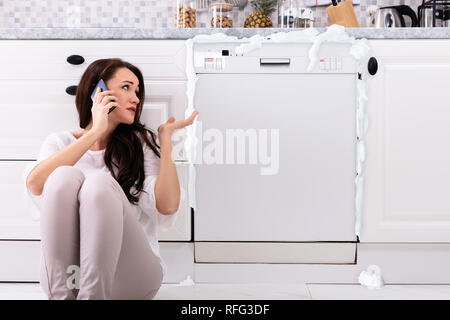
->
[91,79,116,114]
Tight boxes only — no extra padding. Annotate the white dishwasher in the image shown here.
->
[192,41,358,263]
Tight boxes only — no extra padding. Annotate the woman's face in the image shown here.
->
[105,67,141,125]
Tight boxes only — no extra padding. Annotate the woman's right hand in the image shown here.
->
[91,87,118,135]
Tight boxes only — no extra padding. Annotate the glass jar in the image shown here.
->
[174,0,197,28]
[278,0,297,28]
[210,2,233,28]
[296,8,314,28]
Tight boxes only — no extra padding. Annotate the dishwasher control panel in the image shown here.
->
[195,51,226,70]
[204,57,225,70]
[319,57,343,71]
[193,43,357,74]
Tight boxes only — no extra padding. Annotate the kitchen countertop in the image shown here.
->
[1,27,450,40]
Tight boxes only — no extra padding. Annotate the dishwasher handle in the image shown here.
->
[260,58,291,66]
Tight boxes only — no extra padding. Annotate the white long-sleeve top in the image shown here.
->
[21,130,182,278]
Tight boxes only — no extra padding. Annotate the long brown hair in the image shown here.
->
[75,58,160,204]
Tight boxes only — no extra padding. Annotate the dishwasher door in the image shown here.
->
[194,72,357,242]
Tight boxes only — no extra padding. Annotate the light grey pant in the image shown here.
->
[39,165,163,300]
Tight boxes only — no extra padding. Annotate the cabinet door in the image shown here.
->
[362,40,450,242]
[0,161,40,239]
[0,40,188,160]
[142,80,188,161]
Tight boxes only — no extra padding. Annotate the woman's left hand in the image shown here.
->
[158,110,199,138]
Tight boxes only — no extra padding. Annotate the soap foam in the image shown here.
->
[359,265,385,289]
[176,275,196,286]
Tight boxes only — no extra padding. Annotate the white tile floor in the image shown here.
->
[1,282,450,300]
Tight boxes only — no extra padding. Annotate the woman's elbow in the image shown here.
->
[156,199,180,215]
[26,177,43,196]
[155,188,181,215]
[156,204,179,215]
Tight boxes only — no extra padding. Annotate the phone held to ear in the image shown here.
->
[91,79,116,114]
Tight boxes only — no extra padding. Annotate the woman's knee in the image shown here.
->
[78,172,120,203]
[43,166,85,196]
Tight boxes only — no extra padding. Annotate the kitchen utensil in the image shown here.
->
[418,0,448,27]
[326,0,359,27]
[278,0,298,28]
[444,9,450,26]
[372,5,418,27]
[419,6,444,27]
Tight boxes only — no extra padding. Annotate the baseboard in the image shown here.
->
[195,242,357,263]
[193,243,450,284]
[0,240,194,283]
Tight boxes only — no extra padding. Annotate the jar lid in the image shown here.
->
[210,2,233,11]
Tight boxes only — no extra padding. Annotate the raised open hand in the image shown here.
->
[158,110,199,138]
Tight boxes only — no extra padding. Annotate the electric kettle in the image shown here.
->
[372,5,418,27]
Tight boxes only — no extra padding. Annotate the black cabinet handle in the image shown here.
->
[66,55,85,65]
[65,85,77,96]
[368,57,378,75]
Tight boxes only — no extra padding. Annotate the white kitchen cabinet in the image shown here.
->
[0,40,188,161]
[0,39,191,282]
[362,39,450,242]
[0,40,187,80]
